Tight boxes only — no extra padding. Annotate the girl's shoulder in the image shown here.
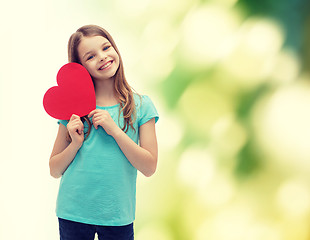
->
[133,93,159,125]
[133,93,152,108]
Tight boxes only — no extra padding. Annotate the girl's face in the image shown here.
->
[77,36,120,82]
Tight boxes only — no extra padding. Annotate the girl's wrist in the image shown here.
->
[111,127,123,139]
[70,140,83,150]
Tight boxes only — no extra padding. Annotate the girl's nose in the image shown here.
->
[99,52,108,61]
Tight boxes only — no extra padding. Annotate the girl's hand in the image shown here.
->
[88,109,120,136]
[67,114,84,148]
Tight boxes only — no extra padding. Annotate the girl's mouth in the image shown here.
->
[98,61,113,70]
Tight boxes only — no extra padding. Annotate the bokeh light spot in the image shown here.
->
[181,4,240,68]
[253,82,310,171]
[178,146,216,191]
[276,179,310,217]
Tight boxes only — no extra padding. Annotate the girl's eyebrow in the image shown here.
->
[82,41,110,60]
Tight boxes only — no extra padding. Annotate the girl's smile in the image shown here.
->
[98,60,113,70]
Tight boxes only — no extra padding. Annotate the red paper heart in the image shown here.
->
[43,63,96,120]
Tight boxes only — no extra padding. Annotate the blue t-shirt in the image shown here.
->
[56,94,159,226]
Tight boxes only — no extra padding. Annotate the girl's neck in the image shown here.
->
[94,78,119,107]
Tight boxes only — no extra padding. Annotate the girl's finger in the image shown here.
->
[78,123,84,134]
[69,120,84,133]
[70,114,80,121]
[71,120,79,126]
[78,128,84,135]
[92,115,100,122]
[73,124,83,134]
[88,110,97,118]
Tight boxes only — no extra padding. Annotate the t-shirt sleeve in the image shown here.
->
[138,95,159,127]
[58,119,69,127]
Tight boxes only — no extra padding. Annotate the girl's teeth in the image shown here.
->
[100,62,112,70]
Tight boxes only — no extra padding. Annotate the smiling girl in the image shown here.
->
[49,25,159,240]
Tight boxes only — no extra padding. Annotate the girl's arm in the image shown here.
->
[89,109,158,177]
[49,115,84,178]
[113,118,158,177]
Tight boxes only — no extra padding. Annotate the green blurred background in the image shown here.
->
[129,0,310,239]
[1,0,310,239]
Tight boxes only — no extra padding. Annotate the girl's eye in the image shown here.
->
[103,46,110,51]
[87,55,94,61]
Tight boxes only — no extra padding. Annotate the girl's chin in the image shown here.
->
[93,74,116,82]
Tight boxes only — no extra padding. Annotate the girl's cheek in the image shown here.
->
[84,65,93,73]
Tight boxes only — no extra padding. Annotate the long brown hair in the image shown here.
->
[67,25,136,141]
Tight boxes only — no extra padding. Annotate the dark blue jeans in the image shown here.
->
[58,218,134,240]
